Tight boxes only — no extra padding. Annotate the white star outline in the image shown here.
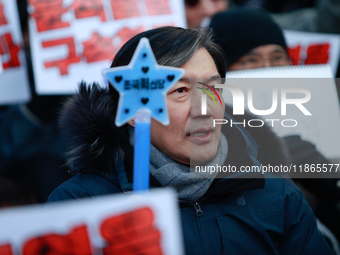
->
[102,38,185,127]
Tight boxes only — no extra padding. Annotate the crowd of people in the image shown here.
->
[1,0,340,254]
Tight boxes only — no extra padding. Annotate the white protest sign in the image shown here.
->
[28,0,187,95]
[0,0,30,105]
[0,188,184,255]
[284,30,340,76]
[224,65,340,159]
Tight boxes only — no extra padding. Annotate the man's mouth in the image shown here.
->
[191,131,210,137]
[188,127,214,137]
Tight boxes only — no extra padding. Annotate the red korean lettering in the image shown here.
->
[23,224,92,255]
[23,234,66,255]
[71,0,106,21]
[117,26,145,45]
[287,45,301,66]
[82,32,117,63]
[29,0,70,32]
[100,207,163,255]
[304,43,330,65]
[0,2,7,26]
[67,225,92,254]
[42,37,81,75]
[0,243,13,255]
[0,33,21,69]
[145,0,171,15]
[110,0,140,19]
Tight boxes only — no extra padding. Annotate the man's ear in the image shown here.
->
[127,119,135,127]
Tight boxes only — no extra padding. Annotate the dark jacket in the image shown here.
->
[47,84,334,255]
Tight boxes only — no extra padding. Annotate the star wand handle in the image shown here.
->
[102,37,184,192]
[133,108,151,191]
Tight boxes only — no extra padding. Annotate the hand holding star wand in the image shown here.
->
[102,38,185,192]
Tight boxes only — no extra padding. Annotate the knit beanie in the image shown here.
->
[209,8,287,67]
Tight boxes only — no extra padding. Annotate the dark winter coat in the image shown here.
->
[47,84,334,255]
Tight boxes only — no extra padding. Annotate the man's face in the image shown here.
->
[185,0,228,28]
[150,48,225,166]
[228,44,289,71]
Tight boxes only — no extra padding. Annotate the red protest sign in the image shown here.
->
[110,0,141,19]
[82,32,117,63]
[101,207,163,255]
[117,26,145,45]
[304,43,330,65]
[0,0,31,105]
[0,2,7,26]
[284,30,340,75]
[287,43,330,66]
[0,32,21,69]
[0,189,183,255]
[42,37,81,75]
[145,0,171,15]
[22,224,91,255]
[287,45,301,66]
[71,0,106,21]
[0,243,13,255]
[27,0,187,95]
[29,0,70,32]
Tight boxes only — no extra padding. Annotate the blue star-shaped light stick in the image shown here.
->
[102,37,185,127]
[102,38,185,191]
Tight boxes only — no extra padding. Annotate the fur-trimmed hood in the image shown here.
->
[59,82,290,174]
[59,82,133,174]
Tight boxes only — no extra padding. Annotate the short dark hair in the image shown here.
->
[111,26,226,78]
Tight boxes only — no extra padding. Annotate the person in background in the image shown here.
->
[185,0,229,27]
[209,8,340,251]
[47,26,333,254]
[209,8,289,70]
[227,0,340,78]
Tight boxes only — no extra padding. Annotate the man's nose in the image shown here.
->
[190,89,214,118]
[262,59,271,68]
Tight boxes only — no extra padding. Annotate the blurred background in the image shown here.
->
[0,0,339,252]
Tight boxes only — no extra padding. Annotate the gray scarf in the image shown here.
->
[150,133,228,203]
